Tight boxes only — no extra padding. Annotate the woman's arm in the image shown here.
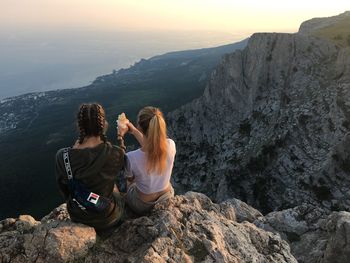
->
[127,122,144,147]
[116,121,128,153]
[116,135,126,153]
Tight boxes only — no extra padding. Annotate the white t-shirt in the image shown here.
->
[125,139,176,194]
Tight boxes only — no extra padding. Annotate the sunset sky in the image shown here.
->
[1,0,349,35]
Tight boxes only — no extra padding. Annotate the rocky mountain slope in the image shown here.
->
[1,192,349,263]
[255,203,350,263]
[168,12,350,213]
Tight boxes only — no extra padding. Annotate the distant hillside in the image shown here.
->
[0,39,248,219]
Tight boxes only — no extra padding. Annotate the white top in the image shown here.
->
[125,139,176,194]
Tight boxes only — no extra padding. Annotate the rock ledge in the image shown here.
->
[1,192,296,263]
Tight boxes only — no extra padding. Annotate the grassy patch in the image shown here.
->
[312,17,350,47]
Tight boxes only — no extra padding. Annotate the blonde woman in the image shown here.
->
[123,106,176,215]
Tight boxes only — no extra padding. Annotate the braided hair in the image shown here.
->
[77,103,107,144]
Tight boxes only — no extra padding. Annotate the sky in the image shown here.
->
[1,0,349,35]
[0,0,349,99]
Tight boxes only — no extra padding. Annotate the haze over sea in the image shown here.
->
[0,29,243,99]
[2,0,348,99]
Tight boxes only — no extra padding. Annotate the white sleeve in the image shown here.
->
[168,139,176,156]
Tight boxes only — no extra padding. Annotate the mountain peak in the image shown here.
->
[298,10,350,36]
[167,13,349,214]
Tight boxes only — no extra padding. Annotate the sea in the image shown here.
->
[0,29,245,99]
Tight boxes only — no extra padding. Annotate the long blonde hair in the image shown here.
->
[137,106,167,174]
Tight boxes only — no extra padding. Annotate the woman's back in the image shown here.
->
[126,138,176,194]
[56,143,124,200]
[125,106,176,215]
[55,103,127,230]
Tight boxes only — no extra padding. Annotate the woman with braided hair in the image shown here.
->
[124,106,176,215]
[55,103,127,231]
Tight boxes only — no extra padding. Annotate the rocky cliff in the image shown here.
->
[0,192,350,263]
[255,204,350,263]
[167,12,350,213]
[1,192,349,263]
[0,192,297,263]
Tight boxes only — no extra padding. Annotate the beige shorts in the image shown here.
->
[126,184,174,215]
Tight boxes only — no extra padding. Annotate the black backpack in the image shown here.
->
[62,148,113,213]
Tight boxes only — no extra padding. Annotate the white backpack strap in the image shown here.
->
[62,148,73,180]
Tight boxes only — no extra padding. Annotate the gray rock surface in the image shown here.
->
[0,192,297,263]
[167,15,350,213]
[322,211,350,263]
[220,198,263,223]
[0,205,96,263]
[255,205,350,263]
[2,194,350,262]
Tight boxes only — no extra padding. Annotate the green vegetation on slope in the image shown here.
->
[313,16,350,47]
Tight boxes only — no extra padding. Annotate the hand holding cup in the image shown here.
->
[117,113,129,137]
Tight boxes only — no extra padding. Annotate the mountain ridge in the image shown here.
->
[167,12,350,213]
